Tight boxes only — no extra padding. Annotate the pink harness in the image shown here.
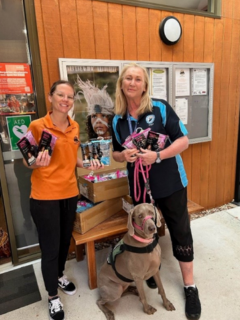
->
[133,215,153,231]
[132,215,154,243]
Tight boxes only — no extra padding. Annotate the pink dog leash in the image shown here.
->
[134,158,154,204]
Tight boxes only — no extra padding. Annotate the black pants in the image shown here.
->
[30,196,78,296]
[131,187,193,262]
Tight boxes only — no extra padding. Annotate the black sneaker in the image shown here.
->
[48,296,64,320]
[146,276,157,289]
[146,264,161,289]
[58,275,76,295]
[184,286,201,320]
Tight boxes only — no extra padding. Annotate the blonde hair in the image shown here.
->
[115,63,152,116]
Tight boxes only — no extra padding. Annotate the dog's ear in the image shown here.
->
[128,207,135,236]
[155,207,162,228]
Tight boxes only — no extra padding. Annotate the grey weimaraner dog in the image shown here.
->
[97,203,175,319]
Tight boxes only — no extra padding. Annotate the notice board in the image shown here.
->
[173,63,214,144]
[59,58,214,144]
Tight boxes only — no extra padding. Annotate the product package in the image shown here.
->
[84,169,127,183]
[146,131,169,151]
[38,130,57,156]
[17,130,38,166]
[76,199,95,213]
[91,137,111,165]
[80,142,92,167]
[90,141,102,161]
[122,128,151,150]
[81,138,112,167]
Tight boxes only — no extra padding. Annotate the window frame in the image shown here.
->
[95,0,221,19]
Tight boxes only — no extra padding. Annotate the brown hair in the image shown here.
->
[49,80,75,96]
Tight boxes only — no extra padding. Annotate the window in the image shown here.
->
[96,0,221,18]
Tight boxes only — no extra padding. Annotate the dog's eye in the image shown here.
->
[138,214,143,219]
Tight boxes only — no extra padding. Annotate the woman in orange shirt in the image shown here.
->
[23,80,102,320]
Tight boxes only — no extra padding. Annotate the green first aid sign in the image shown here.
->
[6,115,31,151]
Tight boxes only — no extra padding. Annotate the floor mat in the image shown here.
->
[0,264,41,315]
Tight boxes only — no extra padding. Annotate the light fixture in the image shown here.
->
[159,16,182,45]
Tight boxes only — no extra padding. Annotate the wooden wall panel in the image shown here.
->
[161,11,174,62]
[59,0,80,58]
[122,6,137,60]
[172,13,184,62]
[199,18,214,208]
[34,0,240,209]
[204,18,214,63]
[108,4,124,60]
[233,0,240,20]
[194,16,204,62]
[222,0,233,18]
[77,0,95,59]
[149,9,162,61]
[40,0,63,85]
[136,7,150,61]
[92,1,110,59]
[225,18,240,201]
[208,19,224,207]
[216,18,232,206]
[183,15,194,62]
[34,0,50,107]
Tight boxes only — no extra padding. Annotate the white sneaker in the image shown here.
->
[58,275,76,295]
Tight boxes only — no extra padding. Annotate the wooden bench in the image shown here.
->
[72,200,204,290]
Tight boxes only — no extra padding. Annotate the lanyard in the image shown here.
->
[127,112,137,136]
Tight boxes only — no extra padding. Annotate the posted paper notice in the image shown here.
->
[175,98,188,125]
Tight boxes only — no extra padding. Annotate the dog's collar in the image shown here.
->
[132,234,153,244]
[122,233,159,254]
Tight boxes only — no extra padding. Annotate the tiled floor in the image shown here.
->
[1,207,240,320]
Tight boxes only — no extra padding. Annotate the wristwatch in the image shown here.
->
[155,151,161,164]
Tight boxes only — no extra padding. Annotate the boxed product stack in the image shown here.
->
[74,168,130,234]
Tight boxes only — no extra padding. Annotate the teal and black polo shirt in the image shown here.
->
[112,99,188,200]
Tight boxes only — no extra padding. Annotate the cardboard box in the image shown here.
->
[122,195,134,214]
[78,169,129,203]
[73,197,123,234]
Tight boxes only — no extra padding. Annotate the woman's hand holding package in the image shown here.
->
[137,148,157,166]
[123,148,139,163]
[35,150,51,167]
[87,159,104,170]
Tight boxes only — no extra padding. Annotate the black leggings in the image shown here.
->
[30,196,78,296]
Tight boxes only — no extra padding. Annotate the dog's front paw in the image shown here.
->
[105,310,115,320]
[164,299,175,311]
[144,304,157,314]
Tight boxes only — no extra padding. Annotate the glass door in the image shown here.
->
[0,180,11,266]
[0,0,43,264]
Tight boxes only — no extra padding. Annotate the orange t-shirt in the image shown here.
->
[29,112,80,200]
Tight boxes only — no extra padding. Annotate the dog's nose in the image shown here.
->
[148,225,156,232]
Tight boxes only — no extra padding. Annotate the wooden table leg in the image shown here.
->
[75,244,84,262]
[85,241,97,289]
